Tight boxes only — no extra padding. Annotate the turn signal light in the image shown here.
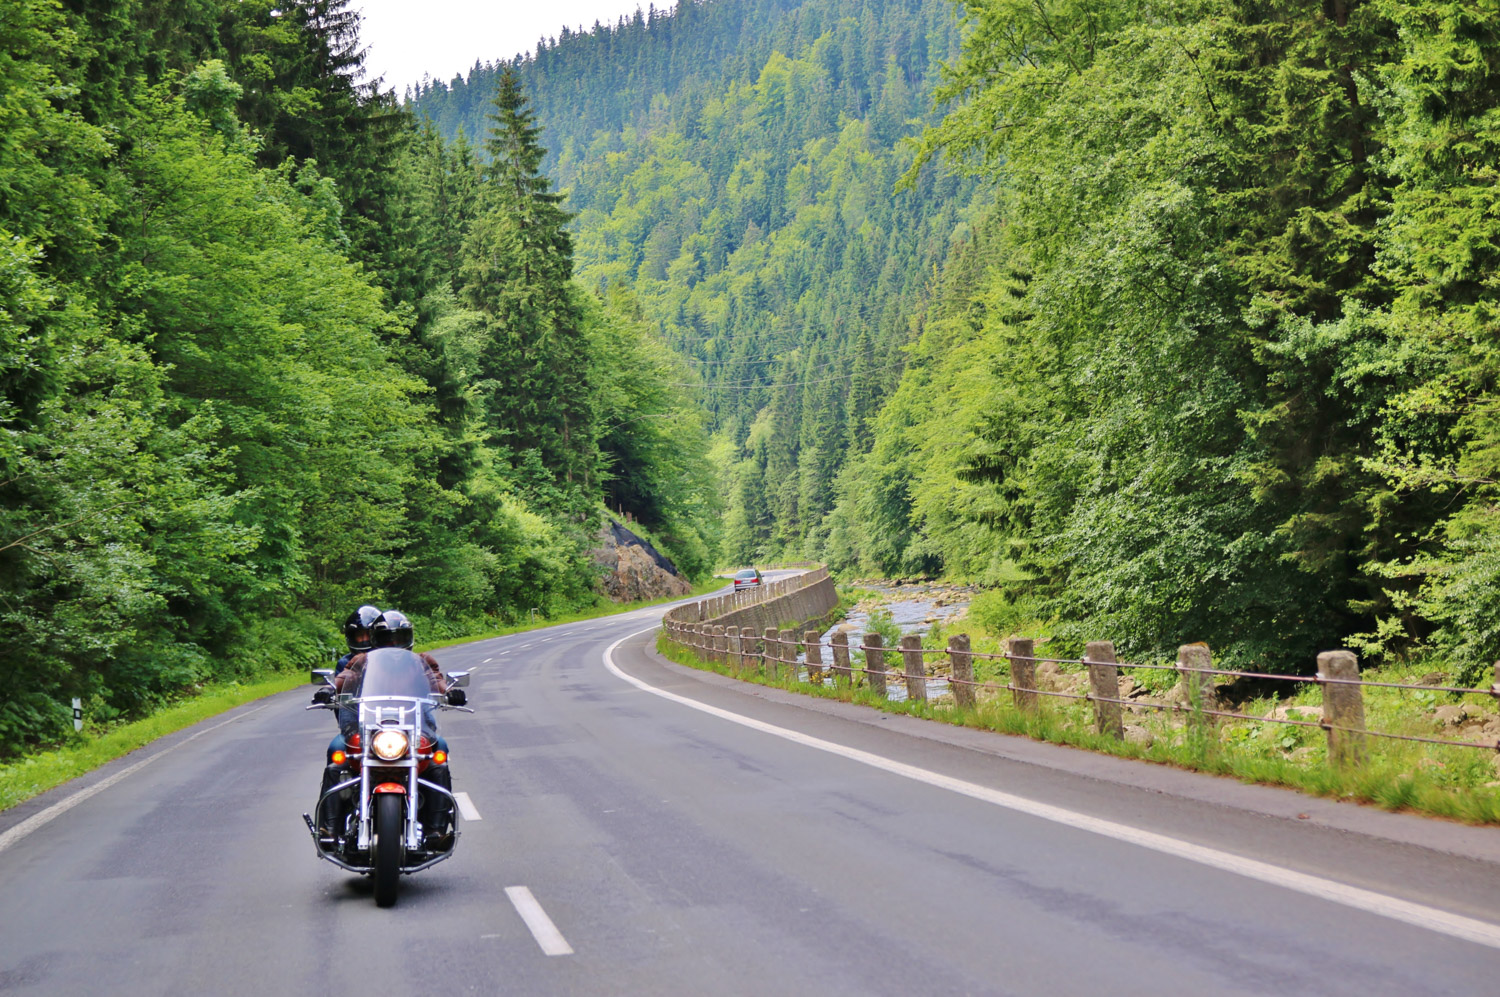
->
[331,750,347,765]
[432,750,447,765]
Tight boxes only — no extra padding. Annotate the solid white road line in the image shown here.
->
[454,791,482,821]
[603,628,1500,952]
[0,701,277,855]
[506,886,574,956]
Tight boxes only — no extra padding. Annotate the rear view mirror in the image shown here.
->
[447,670,470,688]
[311,668,334,686]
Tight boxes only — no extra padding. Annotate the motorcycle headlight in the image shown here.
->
[371,729,409,761]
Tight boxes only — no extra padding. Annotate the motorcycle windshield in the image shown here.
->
[348,648,434,701]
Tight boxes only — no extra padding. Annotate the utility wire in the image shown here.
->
[672,354,849,373]
[660,359,908,390]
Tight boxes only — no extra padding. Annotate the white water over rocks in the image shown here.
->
[799,581,974,701]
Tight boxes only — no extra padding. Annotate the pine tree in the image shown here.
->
[459,68,596,515]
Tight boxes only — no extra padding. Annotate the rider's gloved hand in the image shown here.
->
[312,688,333,705]
[446,688,467,707]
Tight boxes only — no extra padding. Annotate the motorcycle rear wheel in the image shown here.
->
[372,793,403,907]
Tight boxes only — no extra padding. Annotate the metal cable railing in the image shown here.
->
[663,622,1500,755]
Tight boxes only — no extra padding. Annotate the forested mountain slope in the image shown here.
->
[410,0,989,558]
[851,0,1500,678]
[421,0,1500,682]
[0,0,718,752]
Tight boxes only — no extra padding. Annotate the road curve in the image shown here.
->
[2,586,1499,995]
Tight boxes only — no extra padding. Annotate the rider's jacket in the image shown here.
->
[334,651,449,695]
[332,650,448,739]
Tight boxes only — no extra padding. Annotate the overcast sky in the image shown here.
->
[355,1,676,93]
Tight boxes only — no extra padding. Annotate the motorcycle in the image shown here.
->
[301,647,472,907]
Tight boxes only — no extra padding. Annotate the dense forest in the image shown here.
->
[419,0,1500,681]
[0,0,718,751]
[8,0,1500,748]
[411,0,989,558]
[858,0,1500,681]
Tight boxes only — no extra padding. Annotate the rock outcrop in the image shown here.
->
[593,520,692,602]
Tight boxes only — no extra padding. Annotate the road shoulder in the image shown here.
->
[616,627,1500,869]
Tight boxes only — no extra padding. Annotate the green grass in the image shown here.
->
[0,579,727,814]
[0,672,305,812]
[656,633,1500,825]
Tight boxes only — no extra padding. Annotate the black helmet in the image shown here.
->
[372,610,414,650]
[343,604,381,652]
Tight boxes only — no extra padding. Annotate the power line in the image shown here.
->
[672,354,850,373]
[660,359,908,390]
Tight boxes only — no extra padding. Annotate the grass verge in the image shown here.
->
[0,579,727,815]
[0,672,305,813]
[656,633,1500,825]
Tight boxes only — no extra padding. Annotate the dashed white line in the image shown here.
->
[506,886,574,956]
[603,628,1500,952]
[483,657,493,663]
[454,791,482,821]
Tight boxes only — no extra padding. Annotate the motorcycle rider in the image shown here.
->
[335,604,381,677]
[319,610,465,848]
[312,605,382,835]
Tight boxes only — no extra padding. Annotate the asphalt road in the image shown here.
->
[3,583,1500,995]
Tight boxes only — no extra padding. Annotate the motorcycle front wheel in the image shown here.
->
[372,793,403,907]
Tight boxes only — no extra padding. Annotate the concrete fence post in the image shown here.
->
[804,631,825,685]
[864,633,887,697]
[831,631,851,687]
[763,627,780,679]
[1177,644,1216,730]
[949,634,974,710]
[1318,650,1367,768]
[1008,637,1038,713]
[900,634,927,704]
[1085,641,1124,740]
[727,627,741,672]
[779,629,797,679]
[711,625,726,664]
[743,627,759,672]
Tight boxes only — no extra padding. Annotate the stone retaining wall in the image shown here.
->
[664,567,837,634]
